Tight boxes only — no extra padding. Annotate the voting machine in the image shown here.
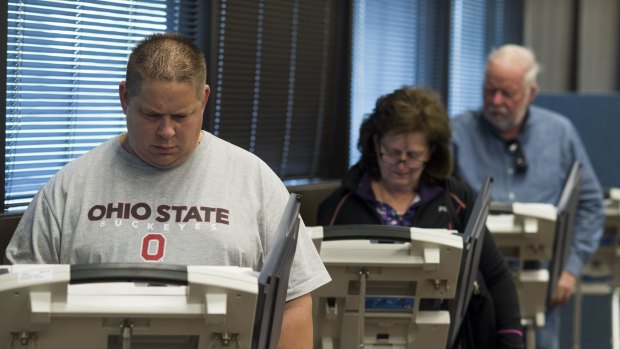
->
[581,188,620,292]
[578,188,620,349]
[486,161,581,346]
[0,193,302,349]
[308,178,492,349]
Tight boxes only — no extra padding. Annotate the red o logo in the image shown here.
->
[141,233,166,261]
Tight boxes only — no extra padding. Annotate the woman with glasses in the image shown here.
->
[317,86,524,349]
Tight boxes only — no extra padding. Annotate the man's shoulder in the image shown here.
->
[203,132,281,182]
[529,105,574,130]
[451,109,480,122]
[59,137,117,172]
[38,138,117,195]
[450,109,483,130]
[450,109,485,142]
[530,104,568,118]
[206,132,261,161]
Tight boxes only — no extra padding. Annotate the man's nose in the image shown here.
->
[491,90,504,105]
[158,117,175,139]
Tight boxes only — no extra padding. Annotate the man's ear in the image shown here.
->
[527,84,539,104]
[119,81,129,114]
[202,84,211,109]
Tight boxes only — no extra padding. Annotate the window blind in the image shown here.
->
[4,0,180,213]
[205,0,345,180]
[349,0,450,166]
[448,0,524,117]
[448,0,487,117]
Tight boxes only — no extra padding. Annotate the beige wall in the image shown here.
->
[524,0,619,92]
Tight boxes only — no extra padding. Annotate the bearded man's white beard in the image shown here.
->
[483,106,521,132]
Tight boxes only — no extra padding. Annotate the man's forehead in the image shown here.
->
[484,69,525,89]
[487,59,528,79]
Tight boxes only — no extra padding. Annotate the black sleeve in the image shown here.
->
[452,177,524,348]
[316,186,379,226]
[479,229,525,348]
[316,199,333,226]
[316,187,346,226]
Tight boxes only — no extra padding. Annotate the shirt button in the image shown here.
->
[508,192,516,200]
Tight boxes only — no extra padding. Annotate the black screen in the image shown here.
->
[251,193,302,349]
[546,161,581,304]
[447,177,493,349]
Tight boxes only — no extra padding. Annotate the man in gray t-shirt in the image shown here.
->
[5,33,330,349]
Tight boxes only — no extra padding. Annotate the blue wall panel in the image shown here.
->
[535,93,620,348]
[534,93,620,189]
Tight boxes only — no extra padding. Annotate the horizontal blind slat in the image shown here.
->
[5,0,180,212]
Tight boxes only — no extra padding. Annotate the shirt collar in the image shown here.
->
[357,172,444,206]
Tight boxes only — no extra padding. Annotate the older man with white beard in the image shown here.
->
[450,44,604,349]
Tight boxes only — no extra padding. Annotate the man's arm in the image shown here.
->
[5,190,60,264]
[277,293,313,349]
[563,158,605,278]
[555,126,605,306]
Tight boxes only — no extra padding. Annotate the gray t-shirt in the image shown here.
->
[5,131,330,300]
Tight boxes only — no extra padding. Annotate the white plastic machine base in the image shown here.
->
[308,226,464,349]
[486,202,558,349]
[577,188,620,349]
[0,265,259,349]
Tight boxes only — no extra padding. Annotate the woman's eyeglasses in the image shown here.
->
[506,140,527,173]
[378,145,427,169]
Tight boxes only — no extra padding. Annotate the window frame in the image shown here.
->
[1,0,9,214]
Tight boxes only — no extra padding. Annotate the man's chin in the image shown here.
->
[144,155,182,169]
[484,114,513,132]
